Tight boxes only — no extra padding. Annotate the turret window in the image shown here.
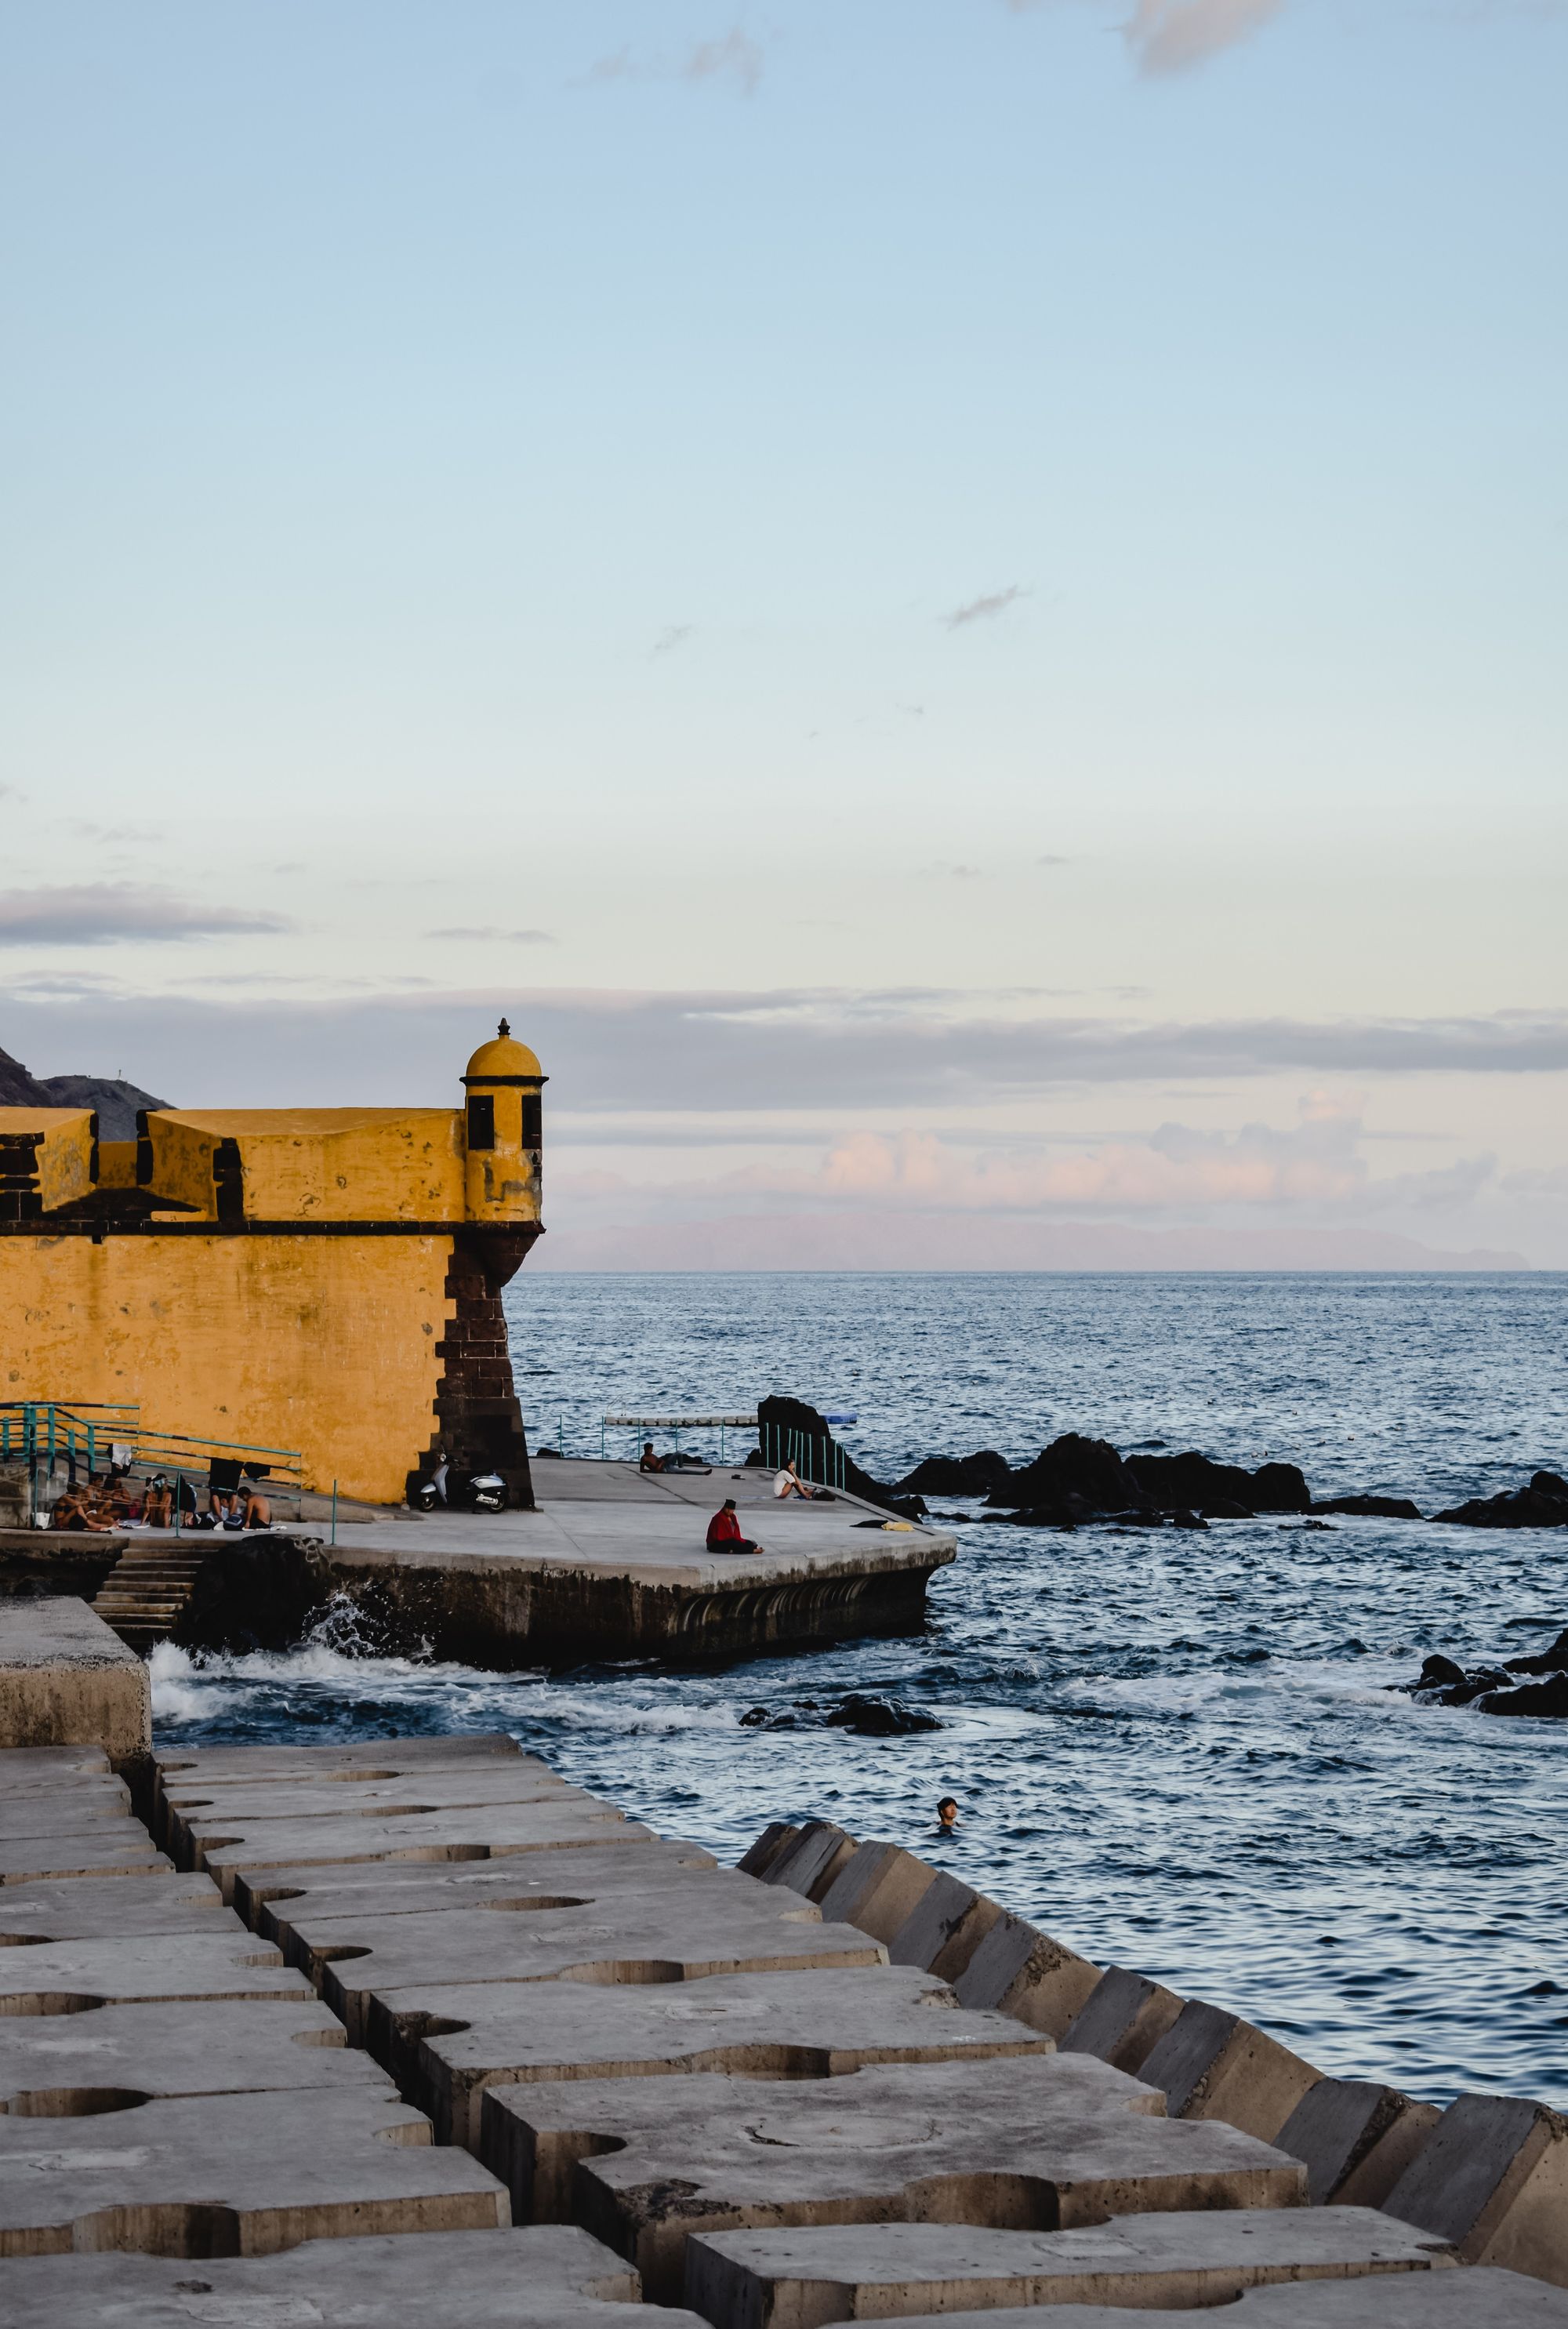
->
[466,1095,495,1150]
[521,1094,542,1146]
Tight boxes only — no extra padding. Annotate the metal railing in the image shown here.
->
[757,1420,849,1493]
[0,1401,304,1530]
[601,1412,758,1466]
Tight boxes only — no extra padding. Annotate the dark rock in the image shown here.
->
[1415,1654,1466,1690]
[985,1433,1148,1513]
[1432,1473,1568,1529]
[0,1045,51,1106]
[891,1450,1013,1499]
[1312,1495,1424,1520]
[1505,1627,1568,1676]
[1170,1510,1208,1531]
[1126,1449,1311,1514]
[1204,1498,1254,1521]
[1475,1673,1568,1719]
[823,1692,942,1736]
[756,1395,924,1517]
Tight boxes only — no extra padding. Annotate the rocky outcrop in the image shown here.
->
[892,1451,1013,1499]
[975,1436,1310,1526]
[1403,1627,1568,1717]
[1432,1472,1568,1529]
[0,1044,168,1133]
[1313,1495,1424,1520]
[1127,1451,1312,1515]
[755,1396,927,1520]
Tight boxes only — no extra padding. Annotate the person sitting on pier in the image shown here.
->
[706,1498,763,1556]
[773,1458,819,1500]
[239,1477,272,1529]
[49,1488,114,1533]
[639,1441,664,1473]
[142,1475,173,1529]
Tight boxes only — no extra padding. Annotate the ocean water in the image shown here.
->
[152,1271,1568,2109]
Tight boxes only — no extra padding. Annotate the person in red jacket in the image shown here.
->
[706,1498,763,1555]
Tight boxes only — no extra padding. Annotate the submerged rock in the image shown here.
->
[1432,1471,1568,1528]
[1476,1673,1568,1718]
[1403,1626,1568,1717]
[823,1692,942,1735]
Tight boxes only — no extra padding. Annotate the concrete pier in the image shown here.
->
[9,1459,956,1666]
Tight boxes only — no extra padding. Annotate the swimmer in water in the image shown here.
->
[936,1796,960,1835]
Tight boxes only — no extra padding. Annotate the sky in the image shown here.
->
[2,0,1564,1267]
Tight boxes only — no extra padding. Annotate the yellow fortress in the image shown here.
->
[0,1024,546,1506]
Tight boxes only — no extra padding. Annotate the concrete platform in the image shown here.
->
[0,1997,395,2113]
[398,1964,1056,2146]
[0,1829,170,1885]
[0,1930,314,2007]
[0,1871,234,1942]
[183,1798,654,1903]
[480,2051,1306,2303]
[0,2225,712,2326]
[0,2084,508,2255]
[162,1768,589,1858]
[0,1597,150,1770]
[0,1793,145,1841]
[684,2207,1454,2325]
[153,1730,532,1792]
[820,2272,1568,2326]
[180,1461,958,1666]
[279,1899,887,2050]
[235,1837,721,1932]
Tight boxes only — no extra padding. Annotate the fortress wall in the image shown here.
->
[0,1231,457,1505]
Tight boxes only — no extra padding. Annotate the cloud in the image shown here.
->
[943,584,1026,629]
[0,886,292,946]
[652,624,695,656]
[426,927,556,944]
[1036,854,1072,867]
[1,983,1565,1116]
[1123,0,1285,73]
[583,27,766,97]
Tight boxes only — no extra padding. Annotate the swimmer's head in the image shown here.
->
[936,1796,959,1826]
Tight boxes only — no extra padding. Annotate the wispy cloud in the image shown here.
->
[0,887,291,946]
[652,624,695,656]
[1123,0,1284,73]
[583,27,767,98]
[426,927,556,945]
[943,584,1026,629]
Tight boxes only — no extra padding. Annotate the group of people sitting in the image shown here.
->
[703,1459,826,1555]
[48,1463,271,1532]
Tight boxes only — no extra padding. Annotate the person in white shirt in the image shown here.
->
[773,1460,818,1500]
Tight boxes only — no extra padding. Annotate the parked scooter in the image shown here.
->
[413,1467,509,1514]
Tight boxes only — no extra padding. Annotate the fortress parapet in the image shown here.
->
[0,1025,546,1507]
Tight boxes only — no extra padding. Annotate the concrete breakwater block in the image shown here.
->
[1059,1965,1187,2076]
[822,2269,1568,2326]
[0,1931,315,2008]
[0,2224,713,2327]
[0,1872,234,1942]
[286,1901,887,2051]
[235,1838,722,1933]
[1275,2076,1442,2206]
[161,1768,589,1859]
[0,1997,395,2112]
[0,1597,150,1771]
[0,1829,170,1886]
[480,2051,1307,2303]
[0,1793,147,1842]
[684,2207,1455,2326]
[887,1872,1004,1984]
[183,1800,653,1903]
[1384,2091,1568,2287]
[762,1822,857,1902]
[0,1744,118,1786]
[398,1964,1055,2146]
[816,1843,954,1949]
[738,1820,800,1877]
[1137,1996,1322,2142]
[951,1909,1102,2040]
[0,2084,508,2256]
[152,1731,535,1791]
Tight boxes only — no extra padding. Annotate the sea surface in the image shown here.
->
[153,1272,1568,2109]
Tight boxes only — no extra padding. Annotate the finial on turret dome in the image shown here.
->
[498,1018,510,1038]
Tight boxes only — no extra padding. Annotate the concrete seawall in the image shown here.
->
[1,1598,1565,2325]
[5,1459,956,1666]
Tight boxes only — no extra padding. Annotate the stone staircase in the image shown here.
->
[92,1538,211,1654]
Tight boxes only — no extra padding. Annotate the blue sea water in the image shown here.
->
[152,1272,1568,2109]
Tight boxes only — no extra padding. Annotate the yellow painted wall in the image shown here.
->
[0,1110,95,1213]
[0,1231,456,1504]
[149,1109,470,1223]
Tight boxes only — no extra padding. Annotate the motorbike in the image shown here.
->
[414,1470,510,1514]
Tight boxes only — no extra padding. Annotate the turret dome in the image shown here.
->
[463,1019,543,1085]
